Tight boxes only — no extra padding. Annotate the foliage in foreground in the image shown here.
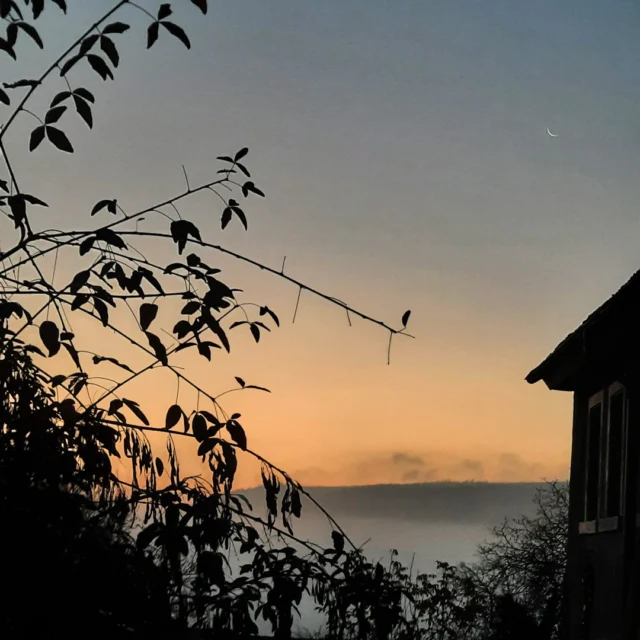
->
[0,1,416,637]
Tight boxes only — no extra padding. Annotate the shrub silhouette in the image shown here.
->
[0,1,414,636]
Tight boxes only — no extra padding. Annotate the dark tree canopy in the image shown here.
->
[0,1,415,637]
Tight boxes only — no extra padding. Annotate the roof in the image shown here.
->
[526,268,640,390]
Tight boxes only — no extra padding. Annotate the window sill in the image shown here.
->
[578,516,621,534]
[598,516,620,532]
[579,520,597,534]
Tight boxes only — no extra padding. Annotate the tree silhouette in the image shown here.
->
[396,481,569,640]
[0,1,414,636]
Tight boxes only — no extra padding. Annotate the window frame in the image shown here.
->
[579,382,627,535]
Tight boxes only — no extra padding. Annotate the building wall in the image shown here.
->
[568,380,640,640]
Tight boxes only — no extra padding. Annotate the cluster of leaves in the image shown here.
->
[0,1,415,636]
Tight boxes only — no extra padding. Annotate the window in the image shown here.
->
[605,384,625,518]
[584,394,602,522]
[583,383,627,527]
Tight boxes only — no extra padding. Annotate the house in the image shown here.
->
[526,271,640,640]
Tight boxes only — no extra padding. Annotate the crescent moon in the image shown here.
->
[546,127,558,137]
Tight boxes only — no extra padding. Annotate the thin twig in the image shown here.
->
[292,286,302,324]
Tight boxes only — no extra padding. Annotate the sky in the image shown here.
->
[3,0,640,487]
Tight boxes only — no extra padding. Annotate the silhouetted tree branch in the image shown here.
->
[0,1,415,637]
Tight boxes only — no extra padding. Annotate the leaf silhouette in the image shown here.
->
[235,161,251,177]
[170,219,201,254]
[71,294,90,310]
[17,22,43,48]
[186,253,200,267]
[235,376,246,388]
[241,181,265,198]
[401,310,411,328]
[155,457,164,477]
[73,95,93,128]
[29,125,45,151]
[95,228,126,249]
[6,23,17,47]
[331,530,345,553]
[60,53,82,76]
[147,22,160,49]
[191,0,208,14]
[30,0,45,19]
[199,411,220,426]
[21,194,48,207]
[226,420,247,450]
[45,105,66,123]
[123,399,150,426]
[181,301,200,316]
[139,303,158,331]
[46,126,73,152]
[50,374,67,388]
[79,34,99,56]
[291,488,302,518]
[202,311,230,352]
[0,88,9,105]
[39,320,60,356]
[145,331,168,365]
[197,438,217,456]
[158,3,172,19]
[50,91,71,107]
[232,206,247,229]
[74,87,95,103]
[259,305,280,327]
[108,399,124,415]
[103,22,130,35]
[161,22,191,49]
[234,147,249,161]
[2,79,39,89]
[87,54,113,80]
[91,199,116,216]
[100,36,119,67]
[221,208,232,230]
[165,404,182,430]
[92,355,134,373]
[62,342,81,369]
[93,298,109,327]
[250,324,260,343]
[192,414,207,441]
[172,320,191,339]
[79,237,95,256]
[197,342,211,360]
[139,268,164,295]
[69,269,90,293]
[0,38,16,60]
[7,196,26,228]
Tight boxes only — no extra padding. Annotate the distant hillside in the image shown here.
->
[241,481,545,525]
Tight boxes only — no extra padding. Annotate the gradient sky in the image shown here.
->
[4,0,640,486]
